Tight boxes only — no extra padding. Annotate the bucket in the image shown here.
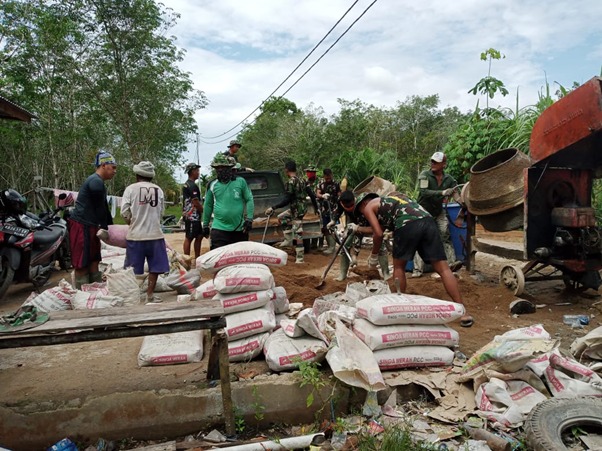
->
[353,176,397,197]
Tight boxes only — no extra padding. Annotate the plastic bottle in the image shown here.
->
[47,438,78,451]
[562,315,589,328]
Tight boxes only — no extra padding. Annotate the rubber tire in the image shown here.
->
[524,397,602,451]
[0,257,15,301]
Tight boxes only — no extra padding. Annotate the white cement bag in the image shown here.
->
[165,268,201,294]
[476,378,547,429]
[570,326,602,360]
[356,294,465,325]
[353,319,460,351]
[138,330,204,367]
[72,291,124,309]
[23,279,76,312]
[215,289,272,314]
[225,304,276,341]
[274,313,288,330]
[192,279,217,300]
[213,264,274,294]
[228,332,270,362]
[297,308,329,343]
[345,280,390,304]
[141,274,171,293]
[281,318,306,338]
[313,298,357,324]
[263,328,328,372]
[105,267,140,306]
[270,286,290,314]
[373,346,455,370]
[197,241,288,273]
[80,282,109,294]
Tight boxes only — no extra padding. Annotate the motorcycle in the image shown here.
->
[0,189,71,301]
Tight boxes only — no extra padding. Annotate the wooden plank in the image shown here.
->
[474,237,525,261]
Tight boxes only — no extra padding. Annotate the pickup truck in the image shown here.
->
[237,170,322,247]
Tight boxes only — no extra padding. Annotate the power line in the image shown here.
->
[200,0,362,141]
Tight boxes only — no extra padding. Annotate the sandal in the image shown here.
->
[460,315,474,328]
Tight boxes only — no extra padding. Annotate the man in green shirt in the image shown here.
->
[202,155,254,250]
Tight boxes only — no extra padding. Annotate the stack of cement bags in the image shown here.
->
[353,293,464,370]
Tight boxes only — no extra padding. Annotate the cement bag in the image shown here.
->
[141,274,171,293]
[138,330,204,367]
[263,328,328,372]
[72,291,124,309]
[225,304,276,341]
[356,294,465,325]
[270,286,290,314]
[100,244,127,270]
[215,289,272,314]
[353,318,459,351]
[312,297,356,324]
[213,264,274,294]
[102,224,129,248]
[229,332,270,362]
[192,279,217,300]
[81,282,109,294]
[475,378,547,429]
[373,346,455,370]
[281,318,306,338]
[23,279,76,312]
[345,280,390,304]
[165,268,201,294]
[326,319,386,392]
[570,326,602,360]
[197,241,288,273]
[297,308,329,343]
[105,267,140,306]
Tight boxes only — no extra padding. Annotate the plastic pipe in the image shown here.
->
[218,433,323,450]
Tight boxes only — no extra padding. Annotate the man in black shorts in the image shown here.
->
[340,191,473,327]
[182,163,203,262]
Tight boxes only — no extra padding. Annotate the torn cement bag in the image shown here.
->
[165,268,201,294]
[196,241,288,273]
[192,279,217,300]
[352,318,460,351]
[281,318,306,338]
[215,289,273,314]
[373,346,454,370]
[326,319,386,392]
[312,297,356,324]
[225,304,276,341]
[228,332,270,362]
[138,330,204,367]
[570,326,602,360]
[297,308,329,343]
[263,328,328,372]
[270,286,290,314]
[80,282,109,294]
[344,280,390,304]
[105,267,140,306]
[475,377,547,429]
[213,264,274,294]
[356,294,465,325]
[23,279,76,312]
[72,291,124,309]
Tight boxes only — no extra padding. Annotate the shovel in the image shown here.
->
[316,229,354,289]
[261,212,273,244]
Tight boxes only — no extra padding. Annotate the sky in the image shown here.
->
[161,0,602,179]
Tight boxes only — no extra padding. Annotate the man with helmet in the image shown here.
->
[182,162,203,261]
[69,151,117,289]
[202,154,254,249]
[340,191,474,328]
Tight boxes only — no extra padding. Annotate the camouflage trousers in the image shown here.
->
[277,210,304,246]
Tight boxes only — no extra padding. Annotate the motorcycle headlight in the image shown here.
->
[19,214,39,229]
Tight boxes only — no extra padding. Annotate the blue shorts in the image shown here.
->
[393,217,447,263]
[125,239,170,275]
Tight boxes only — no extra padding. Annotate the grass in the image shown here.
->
[355,425,440,450]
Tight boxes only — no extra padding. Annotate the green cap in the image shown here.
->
[211,154,235,167]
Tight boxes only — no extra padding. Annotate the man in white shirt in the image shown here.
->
[121,161,170,304]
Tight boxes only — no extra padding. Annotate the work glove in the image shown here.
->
[368,254,379,268]
[265,207,274,216]
[242,218,253,234]
[245,167,255,172]
[322,193,330,200]
[327,220,336,229]
[202,225,210,238]
[96,229,109,241]
[442,187,455,197]
[347,223,359,234]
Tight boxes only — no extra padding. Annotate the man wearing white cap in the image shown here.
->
[413,151,462,278]
[121,161,170,304]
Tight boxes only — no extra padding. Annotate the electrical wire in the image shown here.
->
[199,0,364,141]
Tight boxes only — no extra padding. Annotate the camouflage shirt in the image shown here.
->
[286,175,307,219]
[317,178,340,215]
[376,194,430,230]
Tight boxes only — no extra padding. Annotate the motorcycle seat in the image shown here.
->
[33,224,65,246]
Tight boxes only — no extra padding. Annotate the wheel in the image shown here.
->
[563,276,587,292]
[0,256,15,301]
[57,238,72,270]
[499,264,525,295]
[525,397,602,451]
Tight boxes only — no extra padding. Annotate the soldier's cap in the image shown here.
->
[431,151,446,163]
[185,162,201,174]
[305,165,318,172]
[211,154,235,167]
[353,192,379,215]
[228,139,241,148]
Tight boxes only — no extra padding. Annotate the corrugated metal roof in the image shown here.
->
[0,94,36,122]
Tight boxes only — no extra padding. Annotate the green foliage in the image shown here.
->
[251,386,266,423]
[356,425,439,451]
[296,359,326,408]
[468,48,509,108]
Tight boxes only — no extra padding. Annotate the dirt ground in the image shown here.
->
[0,227,599,407]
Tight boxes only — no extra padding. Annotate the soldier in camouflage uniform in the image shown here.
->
[341,191,474,327]
[316,168,341,255]
[303,165,321,251]
[265,160,312,264]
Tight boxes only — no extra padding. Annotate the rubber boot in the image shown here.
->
[278,230,293,248]
[378,255,391,281]
[295,246,304,264]
[74,275,89,290]
[334,254,350,281]
[323,235,336,255]
[89,271,103,283]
